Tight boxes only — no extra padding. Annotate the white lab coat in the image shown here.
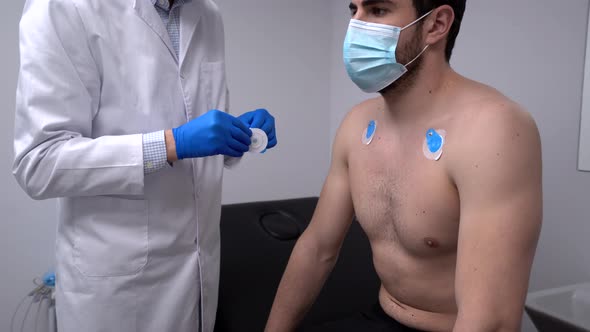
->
[13,0,230,331]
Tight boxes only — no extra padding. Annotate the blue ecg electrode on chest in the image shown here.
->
[362,120,377,145]
[361,121,446,162]
[423,128,446,161]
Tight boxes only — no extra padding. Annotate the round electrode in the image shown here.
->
[423,128,446,161]
[362,120,377,145]
[249,128,268,153]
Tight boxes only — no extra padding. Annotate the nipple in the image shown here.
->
[424,237,440,248]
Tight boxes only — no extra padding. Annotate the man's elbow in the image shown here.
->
[13,161,53,201]
[454,312,523,332]
[14,175,50,201]
[294,230,340,267]
[455,321,521,332]
[488,320,522,332]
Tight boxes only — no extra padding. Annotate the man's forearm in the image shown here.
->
[265,236,338,332]
[453,324,519,332]
[453,313,522,332]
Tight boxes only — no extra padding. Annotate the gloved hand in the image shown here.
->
[173,110,252,159]
[237,109,277,150]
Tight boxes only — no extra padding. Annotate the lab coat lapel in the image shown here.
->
[179,1,203,68]
[133,0,179,63]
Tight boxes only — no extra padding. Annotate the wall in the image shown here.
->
[218,0,332,204]
[579,6,590,171]
[452,0,590,289]
[328,1,590,331]
[0,0,59,330]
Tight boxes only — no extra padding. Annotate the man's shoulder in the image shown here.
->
[451,78,536,140]
[330,97,382,159]
[448,79,541,175]
[340,97,382,129]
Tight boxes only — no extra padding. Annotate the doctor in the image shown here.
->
[13,0,277,331]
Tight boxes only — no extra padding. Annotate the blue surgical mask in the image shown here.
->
[343,11,432,93]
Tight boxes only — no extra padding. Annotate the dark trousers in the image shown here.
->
[301,303,427,332]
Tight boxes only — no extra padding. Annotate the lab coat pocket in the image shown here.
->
[73,196,148,277]
[201,61,228,113]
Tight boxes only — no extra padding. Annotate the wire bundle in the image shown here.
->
[10,271,56,332]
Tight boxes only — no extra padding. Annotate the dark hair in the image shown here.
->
[412,0,466,61]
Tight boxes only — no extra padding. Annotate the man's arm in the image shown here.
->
[451,102,542,332]
[13,0,146,200]
[265,113,356,332]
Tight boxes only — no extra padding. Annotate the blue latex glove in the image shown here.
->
[173,110,252,159]
[237,109,277,150]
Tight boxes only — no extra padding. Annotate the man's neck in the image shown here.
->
[381,56,454,124]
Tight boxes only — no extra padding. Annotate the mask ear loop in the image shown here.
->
[401,9,434,31]
[400,9,434,68]
[404,44,429,67]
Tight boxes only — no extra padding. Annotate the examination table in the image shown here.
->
[214,197,381,331]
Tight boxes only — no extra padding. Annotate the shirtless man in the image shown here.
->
[265,1,542,331]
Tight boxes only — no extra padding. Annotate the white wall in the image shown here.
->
[0,0,59,330]
[579,7,590,172]
[452,0,590,289]
[218,0,332,204]
[328,1,590,331]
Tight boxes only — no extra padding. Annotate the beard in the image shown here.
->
[379,31,426,96]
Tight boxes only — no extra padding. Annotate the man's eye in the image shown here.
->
[371,7,388,16]
[350,8,358,16]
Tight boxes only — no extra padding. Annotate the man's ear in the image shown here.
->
[423,5,455,47]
